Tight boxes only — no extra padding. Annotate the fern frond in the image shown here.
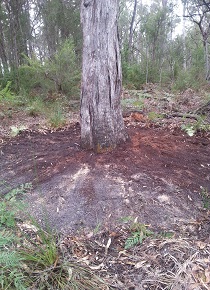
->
[125,227,154,249]
[0,251,22,267]
[125,232,144,249]
[0,229,16,246]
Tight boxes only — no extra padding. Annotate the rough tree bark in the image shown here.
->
[80,0,128,152]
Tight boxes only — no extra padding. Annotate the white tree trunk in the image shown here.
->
[182,0,187,71]
[80,0,128,152]
[204,40,210,81]
[128,0,137,63]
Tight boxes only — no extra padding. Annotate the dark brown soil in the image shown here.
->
[0,121,209,235]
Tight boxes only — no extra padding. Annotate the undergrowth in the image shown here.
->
[200,187,210,209]
[125,221,154,249]
[123,217,174,249]
[181,116,210,136]
[0,182,107,290]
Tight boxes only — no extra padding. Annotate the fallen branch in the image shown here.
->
[166,113,201,120]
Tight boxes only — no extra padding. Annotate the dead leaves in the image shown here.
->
[60,228,210,289]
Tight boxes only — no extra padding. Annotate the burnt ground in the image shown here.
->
[0,121,209,235]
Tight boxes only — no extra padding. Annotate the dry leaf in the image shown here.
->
[205,268,210,283]
[105,237,112,255]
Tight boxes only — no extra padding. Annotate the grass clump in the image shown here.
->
[47,104,67,128]
[0,183,107,290]
[0,81,14,101]
[0,183,32,290]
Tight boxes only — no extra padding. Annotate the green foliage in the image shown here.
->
[0,183,32,290]
[46,39,81,96]
[0,229,16,246]
[18,56,51,96]
[148,111,164,121]
[0,251,22,268]
[0,183,31,228]
[0,81,14,101]
[122,96,145,110]
[125,222,154,249]
[200,187,210,209]
[0,268,27,290]
[47,103,67,128]
[181,116,210,136]
[124,219,174,249]
[0,182,106,290]
[181,123,196,137]
[173,68,206,91]
[17,39,80,98]
[122,63,146,89]
[25,97,46,117]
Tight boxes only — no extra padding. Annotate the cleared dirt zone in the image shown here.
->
[1,113,210,288]
[0,121,209,234]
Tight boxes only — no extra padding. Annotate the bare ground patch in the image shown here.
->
[0,88,210,289]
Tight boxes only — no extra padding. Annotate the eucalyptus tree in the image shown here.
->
[139,0,177,83]
[182,0,210,80]
[0,4,8,75]
[38,0,81,59]
[80,0,128,152]
[4,0,32,69]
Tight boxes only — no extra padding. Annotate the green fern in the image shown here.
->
[0,183,32,228]
[0,229,16,246]
[4,183,32,201]
[0,269,27,290]
[0,81,14,100]
[125,223,154,249]
[0,251,22,267]
[125,232,144,249]
[0,201,16,227]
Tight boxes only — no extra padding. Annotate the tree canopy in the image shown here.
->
[0,0,208,93]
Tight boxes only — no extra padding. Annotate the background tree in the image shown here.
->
[182,0,210,80]
[80,0,128,152]
[0,0,208,96]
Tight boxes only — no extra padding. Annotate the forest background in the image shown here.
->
[0,0,209,104]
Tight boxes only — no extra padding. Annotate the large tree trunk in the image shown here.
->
[80,0,128,152]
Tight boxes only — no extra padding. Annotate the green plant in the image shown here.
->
[181,116,210,137]
[0,81,14,100]
[200,187,210,209]
[93,222,101,234]
[20,225,107,290]
[48,104,66,128]
[0,183,31,228]
[0,183,107,290]
[121,97,145,110]
[148,111,164,121]
[119,216,133,223]
[122,63,146,89]
[125,222,154,249]
[0,183,32,290]
[46,39,81,96]
[25,97,46,117]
